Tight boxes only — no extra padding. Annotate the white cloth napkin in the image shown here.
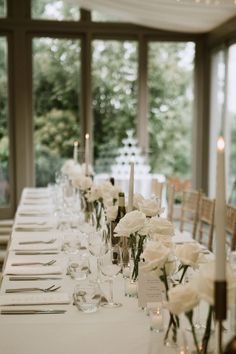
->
[0,293,70,306]
[10,236,61,251]
[4,265,63,276]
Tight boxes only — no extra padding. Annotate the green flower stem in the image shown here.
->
[131,234,146,281]
[186,310,200,354]
[179,265,189,283]
[161,265,179,344]
[201,306,213,354]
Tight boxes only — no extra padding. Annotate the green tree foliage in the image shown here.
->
[148,42,194,179]
[33,38,80,186]
[0,37,9,205]
[92,40,138,172]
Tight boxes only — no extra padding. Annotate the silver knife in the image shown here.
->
[15,251,58,255]
[1,309,66,315]
[9,276,63,281]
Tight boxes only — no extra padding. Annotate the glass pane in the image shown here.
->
[32,0,80,21]
[92,40,138,173]
[33,38,81,186]
[92,10,125,22]
[148,42,195,180]
[227,45,236,203]
[0,37,10,206]
[208,50,225,197]
[0,0,6,17]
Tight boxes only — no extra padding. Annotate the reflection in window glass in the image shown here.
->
[92,40,138,173]
[33,38,81,186]
[209,50,225,197]
[148,42,195,180]
[227,45,236,201]
[0,37,10,206]
[0,0,6,17]
[31,0,80,21]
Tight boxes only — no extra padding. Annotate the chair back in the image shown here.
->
[151,178,164,201]
[198,197,215,251]
[226,204,236,251]
[179,189,202,239]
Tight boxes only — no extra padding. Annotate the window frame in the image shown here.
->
[0,0,207,217]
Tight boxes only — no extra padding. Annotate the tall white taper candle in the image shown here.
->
[127,161,134,212]
[73,141,78,164]
[85,133,89,176]
[215,136,226,281]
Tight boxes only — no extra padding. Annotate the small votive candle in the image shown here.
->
[123,267,130,279]
[126,280,138,297]
[150,306,164,332]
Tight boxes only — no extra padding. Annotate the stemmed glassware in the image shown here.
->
[99,246,122,308]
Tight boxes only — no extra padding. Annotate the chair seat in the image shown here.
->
[0,219,14,227]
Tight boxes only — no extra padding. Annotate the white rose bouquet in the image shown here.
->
[114,210,147,280]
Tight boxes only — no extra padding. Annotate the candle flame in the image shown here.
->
[217,136,225,151]
[85,133,89,140]
[74,141,78,147]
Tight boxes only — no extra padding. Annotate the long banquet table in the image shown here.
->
[0,187,214,354]
[0,187,153,354]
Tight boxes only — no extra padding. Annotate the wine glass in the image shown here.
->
[99,246,122,308]
[88,231,107,279]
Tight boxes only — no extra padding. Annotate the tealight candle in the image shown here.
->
[150,307,164,332]
[123,267,130,278]
[126,281,138,297]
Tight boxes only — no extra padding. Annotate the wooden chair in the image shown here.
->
[179,190,202,239]
[166,183,175,222]
[197,197,215,251]
[226,204,236,251]
[166,177,191,222]
[151,178,164,201]
[0,219,13,271]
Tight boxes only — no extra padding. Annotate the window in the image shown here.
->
[209,49,225,197]
[92,40,138,173]
[225,44,236,200]
[0,36,10,207]
[32,37,81,186]
[148,42,195,179]
[31,0,80,21]
[0,0,6,18]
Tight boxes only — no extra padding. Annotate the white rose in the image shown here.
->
[147,217,175,238]
[78,176,93,191]
[175,243,202,268]
[151,234,174,248]
[66,165,81,180]
[101,182,121,204]
[106,205,118,222]
[114,210,146,237]
[133,193,145,210]
[193,262,236,306]
[167,283,199,315]
[71,175,82,189]
[81,163,93,176]
[61,159,75,175]
[142,241,172,272]
[86,185,103,202]
[138,198,161,217]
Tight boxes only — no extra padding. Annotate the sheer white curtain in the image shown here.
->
[76,0,236,33]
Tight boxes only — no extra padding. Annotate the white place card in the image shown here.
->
[138,264,164,308]
[0,293,70,306]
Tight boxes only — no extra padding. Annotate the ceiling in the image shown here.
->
[76,0,236,33]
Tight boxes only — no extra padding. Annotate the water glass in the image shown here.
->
[68,254,90,280]
[73,280,101,313]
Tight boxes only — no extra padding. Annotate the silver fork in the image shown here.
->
[5,285,61,293]
[19,238,56,245]
[11,260,56,267]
